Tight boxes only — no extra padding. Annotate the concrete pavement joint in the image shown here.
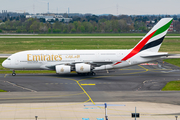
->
[5,81,37,92]
[0,92,85,100]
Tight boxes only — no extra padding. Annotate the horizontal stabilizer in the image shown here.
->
[140,53,176,58]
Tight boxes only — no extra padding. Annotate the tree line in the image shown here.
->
[0,14,180,33]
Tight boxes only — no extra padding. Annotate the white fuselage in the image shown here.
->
[2,49,160,71]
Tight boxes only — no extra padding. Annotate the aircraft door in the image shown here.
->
[96,52,100,58]
[116,52,121,57]
[15,59,19,65]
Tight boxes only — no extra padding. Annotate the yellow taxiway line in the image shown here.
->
[81,84,96,86]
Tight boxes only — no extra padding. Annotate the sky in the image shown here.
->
[0,0,179,15]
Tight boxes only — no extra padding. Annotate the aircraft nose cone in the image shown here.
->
[2,60,7,68]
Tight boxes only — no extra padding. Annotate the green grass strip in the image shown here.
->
[38,33,147,36]
[0,33,179,36]
[0,89,7,92]
[163,58,180,67]
[162,80,180,91]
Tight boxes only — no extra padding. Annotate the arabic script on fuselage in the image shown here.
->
[27,54,80,61]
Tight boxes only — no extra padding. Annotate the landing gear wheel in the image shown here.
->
[12,70,16,76]
[12,73,16,76]
[77,73,82,75]
[91,72,96,76]
[77,72,96,76]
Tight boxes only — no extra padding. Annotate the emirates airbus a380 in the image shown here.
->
[2,18,173,76]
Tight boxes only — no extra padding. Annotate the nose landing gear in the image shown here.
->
[12,70,16,76]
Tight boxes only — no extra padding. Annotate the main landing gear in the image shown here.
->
[91,72,96,76]
[77,72,96,76]
[12,70,16,76]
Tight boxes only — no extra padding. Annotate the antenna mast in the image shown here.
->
[117,4,118,15]
[47,2,49,13]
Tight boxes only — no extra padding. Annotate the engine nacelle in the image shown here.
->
[75,63,91,73]
[56,65,71,74]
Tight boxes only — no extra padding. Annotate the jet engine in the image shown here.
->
[75,63,91,73]
[56,65,71,74]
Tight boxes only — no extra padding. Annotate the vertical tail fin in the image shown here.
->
[117,18,173,63]
[134,18,173,53]
[114,18,173,65]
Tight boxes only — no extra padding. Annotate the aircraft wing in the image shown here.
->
[42,61,115,70]
[140,53,177,58]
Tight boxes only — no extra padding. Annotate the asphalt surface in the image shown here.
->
[0,60,180,105]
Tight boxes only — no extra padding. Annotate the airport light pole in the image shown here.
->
[104,103,108,120]
[84,103,125,120]
[135,107,136,120]
[131,107,140,120]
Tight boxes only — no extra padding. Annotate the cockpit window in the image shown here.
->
[7,58,11,60]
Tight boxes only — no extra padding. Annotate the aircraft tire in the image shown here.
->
[77,73,83,75]
[92,72,96,76]
[12,73,16,76]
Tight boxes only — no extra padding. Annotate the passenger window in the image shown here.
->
[7,58,11,60]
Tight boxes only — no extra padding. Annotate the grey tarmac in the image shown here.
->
[0,60,180,105]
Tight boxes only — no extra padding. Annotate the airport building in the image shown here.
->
[26,14,72,23]
[168,22,174,32]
